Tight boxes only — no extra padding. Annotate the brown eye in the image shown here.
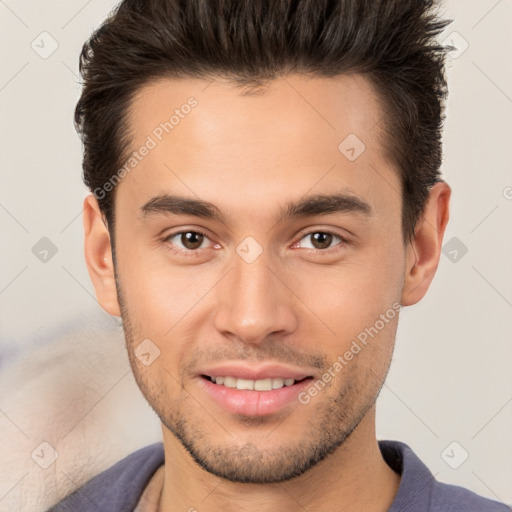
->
[180,231,205,250]
[310,232,333,249]
[165,230,210,252]
[295,231,346,251]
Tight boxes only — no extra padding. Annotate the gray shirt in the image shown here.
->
[47,440,510,511]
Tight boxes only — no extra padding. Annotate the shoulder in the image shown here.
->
[46,443,165,512]
[379,440,510,512]
[431,480,511,512]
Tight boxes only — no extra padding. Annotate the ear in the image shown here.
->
[83,194,121,317]
[401,181,451,306]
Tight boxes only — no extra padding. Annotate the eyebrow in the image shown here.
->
[139,192,372,224]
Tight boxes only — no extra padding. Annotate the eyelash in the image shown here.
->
[162,229,349,257]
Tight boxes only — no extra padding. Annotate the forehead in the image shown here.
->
[126,73,384,154]
[117,73,398,223]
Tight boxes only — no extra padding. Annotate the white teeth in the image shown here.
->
[210,376,297,390]
[272,378,284,389]
[254,378,272,391]
[236,378,254,390]
[222,376,237,388]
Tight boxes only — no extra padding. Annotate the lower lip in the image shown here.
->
[198,376,314,416]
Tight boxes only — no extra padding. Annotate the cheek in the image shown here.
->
[117,247,215,329]
[292,254,402,349]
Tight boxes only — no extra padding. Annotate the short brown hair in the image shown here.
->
[75,0,452,245]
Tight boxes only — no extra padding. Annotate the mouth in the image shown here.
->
[198,374,315,416]
[201,374,311,391]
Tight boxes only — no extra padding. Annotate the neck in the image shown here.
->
[157,407,400,512]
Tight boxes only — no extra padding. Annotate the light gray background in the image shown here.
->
[1,0,511,510]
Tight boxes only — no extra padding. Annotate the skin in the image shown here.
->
[83,73,450,512]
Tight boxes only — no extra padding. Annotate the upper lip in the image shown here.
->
[198,363,314,381]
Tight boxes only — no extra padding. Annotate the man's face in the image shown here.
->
[112,74,407,483]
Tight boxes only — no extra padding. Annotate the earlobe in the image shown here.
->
[83,194,121,317]
[401,181,451,307]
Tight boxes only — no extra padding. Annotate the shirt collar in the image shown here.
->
[379,440,436,511]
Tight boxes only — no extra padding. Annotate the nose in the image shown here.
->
[213,248,298,345]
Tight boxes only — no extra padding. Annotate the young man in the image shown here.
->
[48,0,509,511]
